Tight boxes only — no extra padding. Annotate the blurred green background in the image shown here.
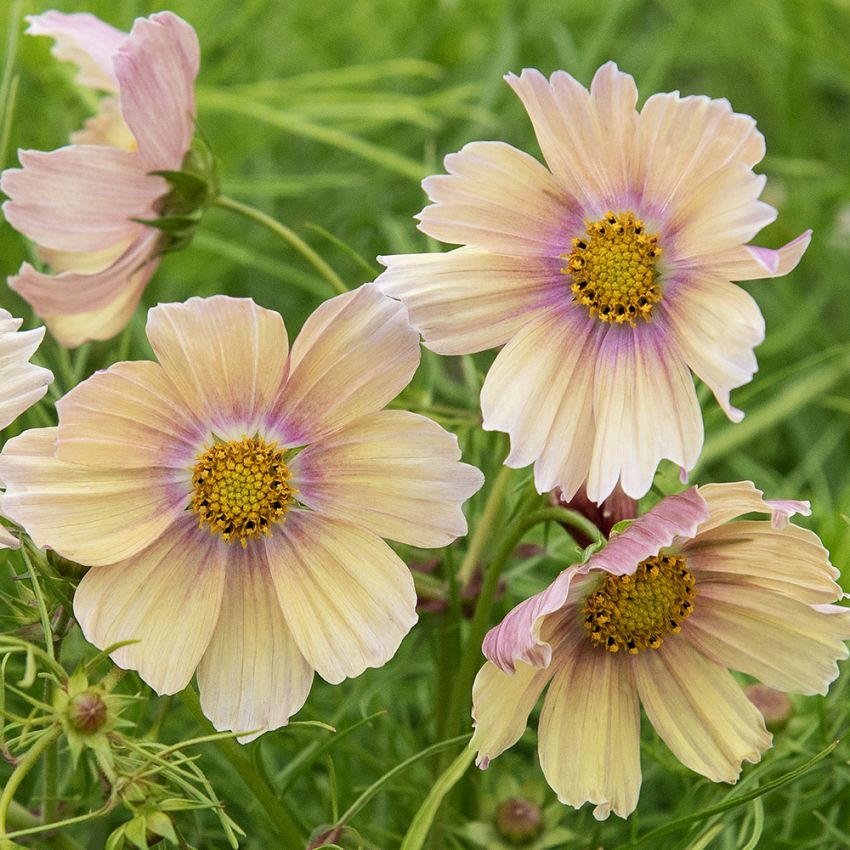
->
[1,0,849,848]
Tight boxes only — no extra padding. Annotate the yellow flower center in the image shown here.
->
[190,436,296,546]
[582,553,696,654]
[563,210,662,325]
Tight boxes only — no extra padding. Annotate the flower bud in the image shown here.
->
[68,689,109,733]
[495,797,543,845]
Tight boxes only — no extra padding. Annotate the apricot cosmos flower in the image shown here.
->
[1,11,200,347]
[377,63,811,503]
[471,482,850,819]
[0,286,483,737]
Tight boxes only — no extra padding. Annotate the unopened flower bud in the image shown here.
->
[495,797,543,845]
[745,684,794,733]
[69,689,109,733]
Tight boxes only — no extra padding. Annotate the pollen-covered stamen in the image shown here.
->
[190,436,296,546]
[582,553,696,654]
[562,210,662,325]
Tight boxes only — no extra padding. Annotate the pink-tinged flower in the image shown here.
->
[472,482,849,819]
[1,11,200,347]
[0,286,483,738]
[376,64,811,504]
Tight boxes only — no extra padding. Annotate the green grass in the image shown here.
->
[2,0,850,848]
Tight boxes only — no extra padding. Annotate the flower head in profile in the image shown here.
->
[0,286,483,738]
[377,63,811,504]
[0,309,53,549]
[472,482,850,819]
[1,11,202,347]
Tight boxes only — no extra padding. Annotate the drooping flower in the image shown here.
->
[0,308,53,549]
[472,482,850,819]
[0,286,483,738]
[376,64,811,503]
[1,11,201,347]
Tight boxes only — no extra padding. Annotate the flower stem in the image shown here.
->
[179,686,306,846]
[213,194,348,295]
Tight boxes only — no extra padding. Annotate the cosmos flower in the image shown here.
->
[0,286,484,737]
[376,63,811,503]
[0,308,53,549]
[1,11,200,347]
[471,482,850,819]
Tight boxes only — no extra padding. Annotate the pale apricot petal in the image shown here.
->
[539,643,641,820]
[0,428,187,566]
[375,248,562,355]
[74,515,225,694]
[25,11,126,92]
[38,239,132,275]
[587,321,703,502]
[471,660,554,768]
[684,583,850,695]
[114,12,199,170]
[1,146,163,254]
[662,276,764,422]
[266,512,417,684]
[696,480,810,534]
[146,296,288,439]
[480,306,599,500]
[197,545,313,741]
[417,141,577,256]
[291,410,483,548]
[706,231,812,281]
[56,361,204,469]
[0,311,52,430]
[633,638,771,783]
[273,285,419,445]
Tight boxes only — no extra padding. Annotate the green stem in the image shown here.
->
[179,686,306,846]
[4,801,85,850]
[213,194,348,295]
[0,725,62,844]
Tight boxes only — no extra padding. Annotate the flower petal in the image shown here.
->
[480,306,599,499]
[145,296,289,438]
[633,637,771,783]
[291,410,483,548]
[74,516,225,694]
[0,312,52,430]
[417,141,577,256]
[70,95,136,149]
[55,360,204,469]
[197,544,314,741]
[587,321,703,502]
[684,582,850,695]
[696,480,810,534]
[471,660,553,768]
[273,285,420,446]
[1,146,163,253]
[25,11,125,92]
[0,427,187,566]
[375,247,562,355]
[266,511,417,684]
[539,642,641,820]
[662,276,764,422]
[114,12,199,170]
[706,231,812,281]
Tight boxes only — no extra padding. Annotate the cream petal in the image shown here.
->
[71,95,137,150]
[74,516,225,694]
[662,276,764,422]
[539,642,641,820]
[375,247,562,355]
[480,306,599,500]
[684,582,850,695]
[114,12,199,171]
[0,427,187,566]
[633,637,771,783]
[197,545,314,741]
[146,296,289,439]
[587,321,703,503]
[25,11,125,92]
[265,511,417,685]
[0,312,52,430]
[706,231,812,281]
[291,410,483,548]
[471,660,553,768]
[37,239,132,275]
[273,285,420,445]
[55,360,204,469]
[417,141,577,256]
[695,480,810,534]
[1,146,163,253]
